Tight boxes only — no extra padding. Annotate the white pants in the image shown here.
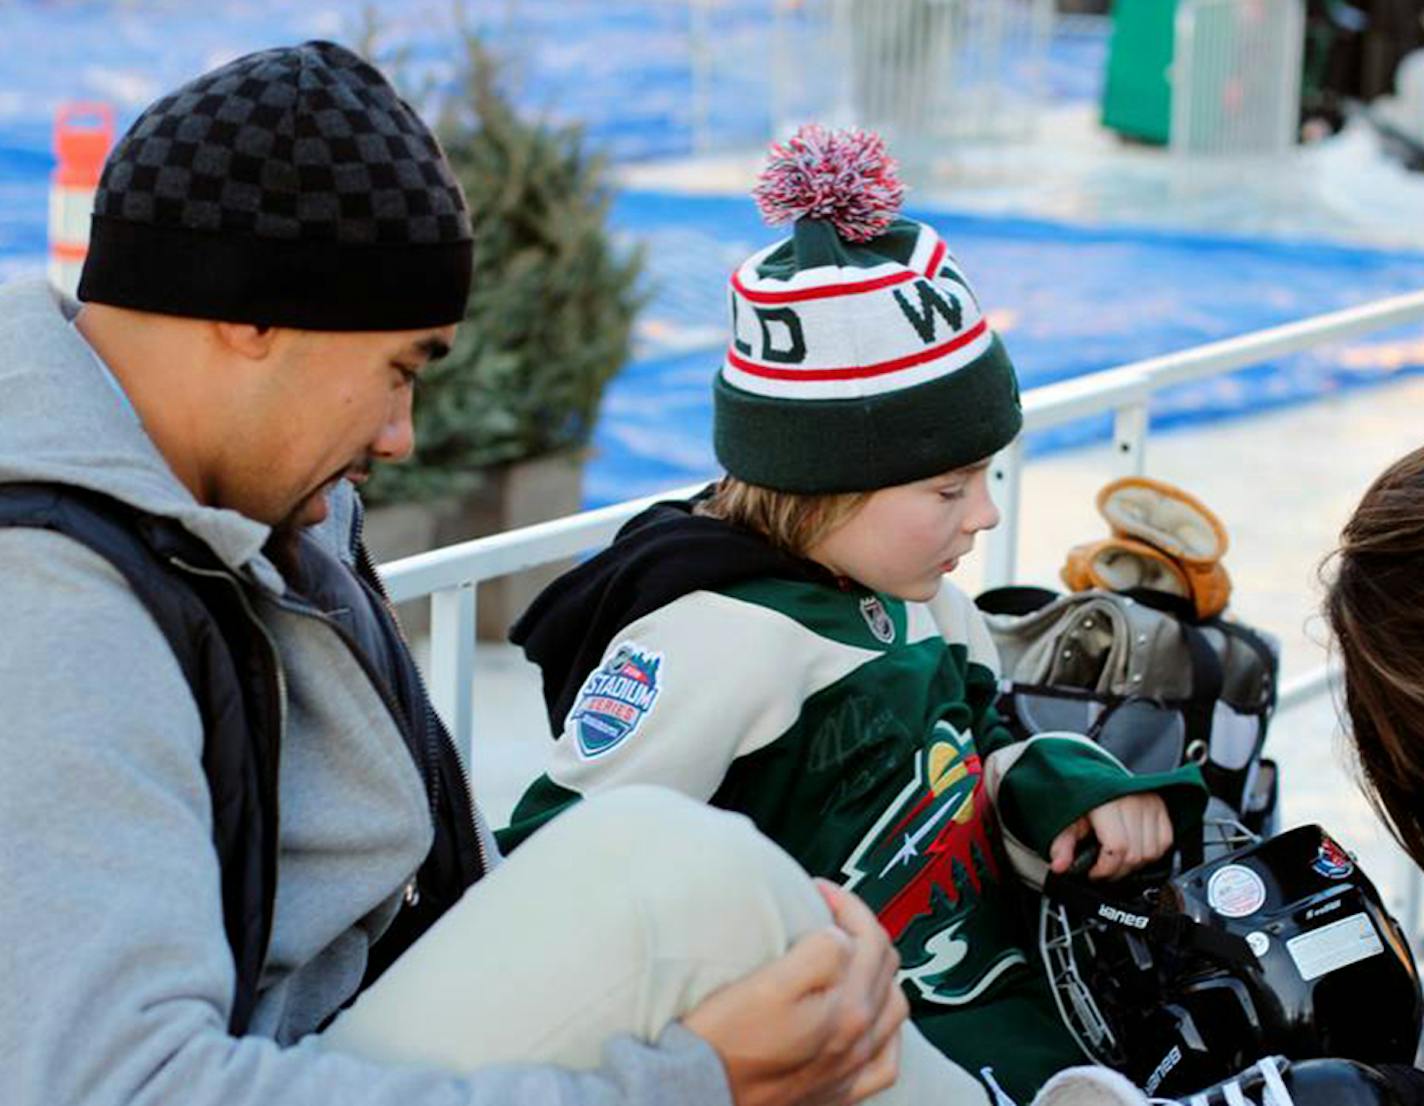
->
[321,786,990,1104]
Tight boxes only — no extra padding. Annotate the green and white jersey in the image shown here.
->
[508,575,1205,1007]
[504,503,1209,1099]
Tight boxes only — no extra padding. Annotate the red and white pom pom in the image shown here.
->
[752,124,905,243]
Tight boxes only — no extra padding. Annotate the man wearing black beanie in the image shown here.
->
[0,42,919,1106]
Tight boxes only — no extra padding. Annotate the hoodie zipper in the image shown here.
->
[263,576,490,890]
[170,556,288,760]
[350,504,488,881]
[169,556,287,757]
[267,588,436,813]
[173,552,480,933]
[180,511,489,896]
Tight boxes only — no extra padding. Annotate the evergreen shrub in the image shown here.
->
[365,34,644,505]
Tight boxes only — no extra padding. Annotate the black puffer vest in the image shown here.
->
[0,483,485,1035]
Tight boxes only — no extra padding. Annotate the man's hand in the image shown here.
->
[682,880,908,1106]
[1048,793,1173,881]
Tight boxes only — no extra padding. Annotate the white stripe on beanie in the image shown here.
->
[723,223,995,400]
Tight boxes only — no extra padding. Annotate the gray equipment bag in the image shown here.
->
[976,586,1280,832]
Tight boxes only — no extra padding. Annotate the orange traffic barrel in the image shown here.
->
[48,102,114,296]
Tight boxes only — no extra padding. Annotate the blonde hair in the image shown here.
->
[695,477,872,558]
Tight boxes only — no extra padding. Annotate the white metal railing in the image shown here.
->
[383,288,1424,755]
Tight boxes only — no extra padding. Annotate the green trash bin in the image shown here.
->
[1102,0,1176,144]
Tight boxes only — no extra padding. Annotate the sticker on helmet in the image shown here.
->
[1207,864,1267,918]
[1286,912,1383,981]
[1313,838,1355,880]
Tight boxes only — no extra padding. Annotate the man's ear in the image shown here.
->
[213,321,282,360]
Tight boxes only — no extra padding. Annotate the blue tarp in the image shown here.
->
[0,0,1104,168]
[0,0,1108,283]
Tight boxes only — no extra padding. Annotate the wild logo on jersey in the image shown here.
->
[568,641,663,759]
[841,721,1025,1005]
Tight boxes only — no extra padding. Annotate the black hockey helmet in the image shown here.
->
[1040,824,1422,1098]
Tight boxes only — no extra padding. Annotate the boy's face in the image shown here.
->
[808,460,1000,602]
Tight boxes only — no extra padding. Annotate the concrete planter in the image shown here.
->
[363,450,584,641]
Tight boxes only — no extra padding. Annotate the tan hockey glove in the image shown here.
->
[1091,476,1233,618]
[1096,476,1228,567]
[1060,536,1192,599]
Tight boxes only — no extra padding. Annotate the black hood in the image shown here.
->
[511,492,834,734]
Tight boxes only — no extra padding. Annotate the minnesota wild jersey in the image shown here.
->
[504,563,1206,1101]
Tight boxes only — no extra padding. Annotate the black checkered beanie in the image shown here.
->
[77,41,473,330]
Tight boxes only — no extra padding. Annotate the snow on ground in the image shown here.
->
[620,103,1424,252]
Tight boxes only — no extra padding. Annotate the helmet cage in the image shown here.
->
[1039,824,1423,1098]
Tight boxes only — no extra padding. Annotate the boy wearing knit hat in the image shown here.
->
[0,50,917,1106]
[505,126,1209,1103]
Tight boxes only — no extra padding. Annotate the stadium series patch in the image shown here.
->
[568,641,664,759]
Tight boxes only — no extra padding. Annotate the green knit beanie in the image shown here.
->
[714,126,1022,494]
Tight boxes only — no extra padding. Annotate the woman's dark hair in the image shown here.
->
[1325,444,1424,869]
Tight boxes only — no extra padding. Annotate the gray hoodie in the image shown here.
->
[0,280,728,1106]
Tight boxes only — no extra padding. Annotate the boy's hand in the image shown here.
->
[682,880,907,1106]
[1048,793,1173,881]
